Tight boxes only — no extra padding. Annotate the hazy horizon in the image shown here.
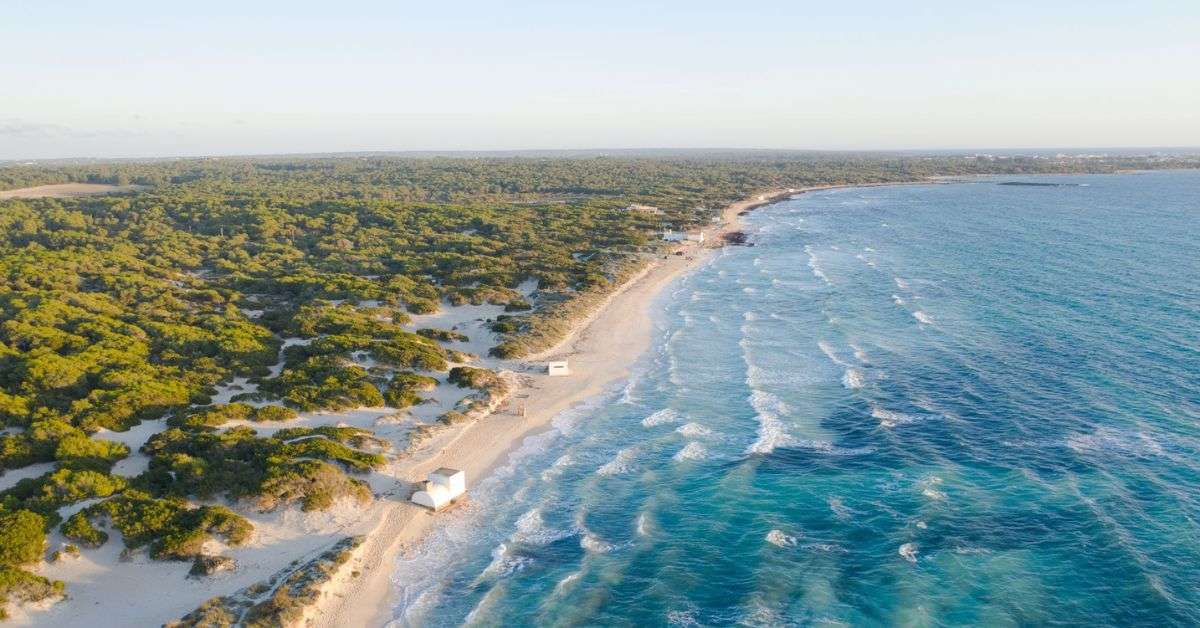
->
[4,1,1199,160]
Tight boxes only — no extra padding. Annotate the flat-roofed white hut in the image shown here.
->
[410,467,466,511]
[547,360,569,376]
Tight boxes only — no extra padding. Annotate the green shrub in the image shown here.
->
[0,510,47,566]
[68,492,251,561]
[249,405,298,422]
[1,468,126,514]
[383,372,438,409]
[416,328,468,343]
[0,565,64,619]
[61,511,108,548]
[53,434,130,469]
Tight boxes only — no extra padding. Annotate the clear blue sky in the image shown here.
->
[2,1,1198,158]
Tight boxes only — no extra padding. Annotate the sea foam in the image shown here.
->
[673,442,709,461]
[746,390,794,454]
[676,422,712,437]
[597,448,636,476]
[818,340,849,366]
[805,245,832,285]
[642,408,680,427]
[766,529,800,548]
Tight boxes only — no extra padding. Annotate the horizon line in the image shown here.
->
[5,145,1200,165]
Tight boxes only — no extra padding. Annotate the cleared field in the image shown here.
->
[0,182,144,198]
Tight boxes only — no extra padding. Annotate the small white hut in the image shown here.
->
[662,229,705,243]
[410,467,466,511]
[547,360,570,377]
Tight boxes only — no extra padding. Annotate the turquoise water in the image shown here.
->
[387,171,1200,627]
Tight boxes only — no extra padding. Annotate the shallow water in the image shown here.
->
[386,171,1200,626]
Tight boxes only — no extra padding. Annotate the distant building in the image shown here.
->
[623,203,661,214]
[411,468,466,511]
[662,230,705,243]
[547,360,570,376]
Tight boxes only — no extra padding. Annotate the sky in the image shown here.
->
[2,1,1199,159]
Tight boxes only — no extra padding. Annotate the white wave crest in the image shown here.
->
[512,508,576,546]
[1066,427,1165,456]
[480,543,533,579]
[842,368,865,389]
[675,422,712,437]
[553,571,582,595]
[913,311,934,325]
[766,529,800,548]
[742,311,759,321]
[919,476,947,501]
[804,245,832,285]
[673,442,709,461]
[894,277,909,290]
[581,532,617,554]
[667,608,701,626]
[641,408,680,427]
[872,406,921,428]
[746,390,794,454]
[597,448,636,476]
[818,340,848,366]
[539,454,573,481]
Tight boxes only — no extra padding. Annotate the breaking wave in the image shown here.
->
[675,422,712,437]
[673,442,709,461]
[642,408,681,427]
[597,448,636,476]
[804,245,832,285]
[766,529,800,548]
[746,390,794,454]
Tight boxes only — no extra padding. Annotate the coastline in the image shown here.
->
[310,180,933,627]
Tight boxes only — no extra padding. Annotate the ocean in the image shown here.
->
[386,171,1200,627]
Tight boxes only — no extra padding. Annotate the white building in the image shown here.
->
[623,203,661,214]
[547,360,570,376]
[662,230,705,243]
[410,467,466,511]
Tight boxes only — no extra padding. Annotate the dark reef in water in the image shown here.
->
[722,231,751,245]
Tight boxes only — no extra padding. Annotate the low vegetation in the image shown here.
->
[168,535,363,628]
[0,509,62,619]
[137,425,384,512]
[62,491,252,560]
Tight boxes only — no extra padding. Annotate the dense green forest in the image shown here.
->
[0,152,1196,615]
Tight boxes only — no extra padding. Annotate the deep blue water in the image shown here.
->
[387,171,1200,627]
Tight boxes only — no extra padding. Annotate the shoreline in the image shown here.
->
[309,180,935,627]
